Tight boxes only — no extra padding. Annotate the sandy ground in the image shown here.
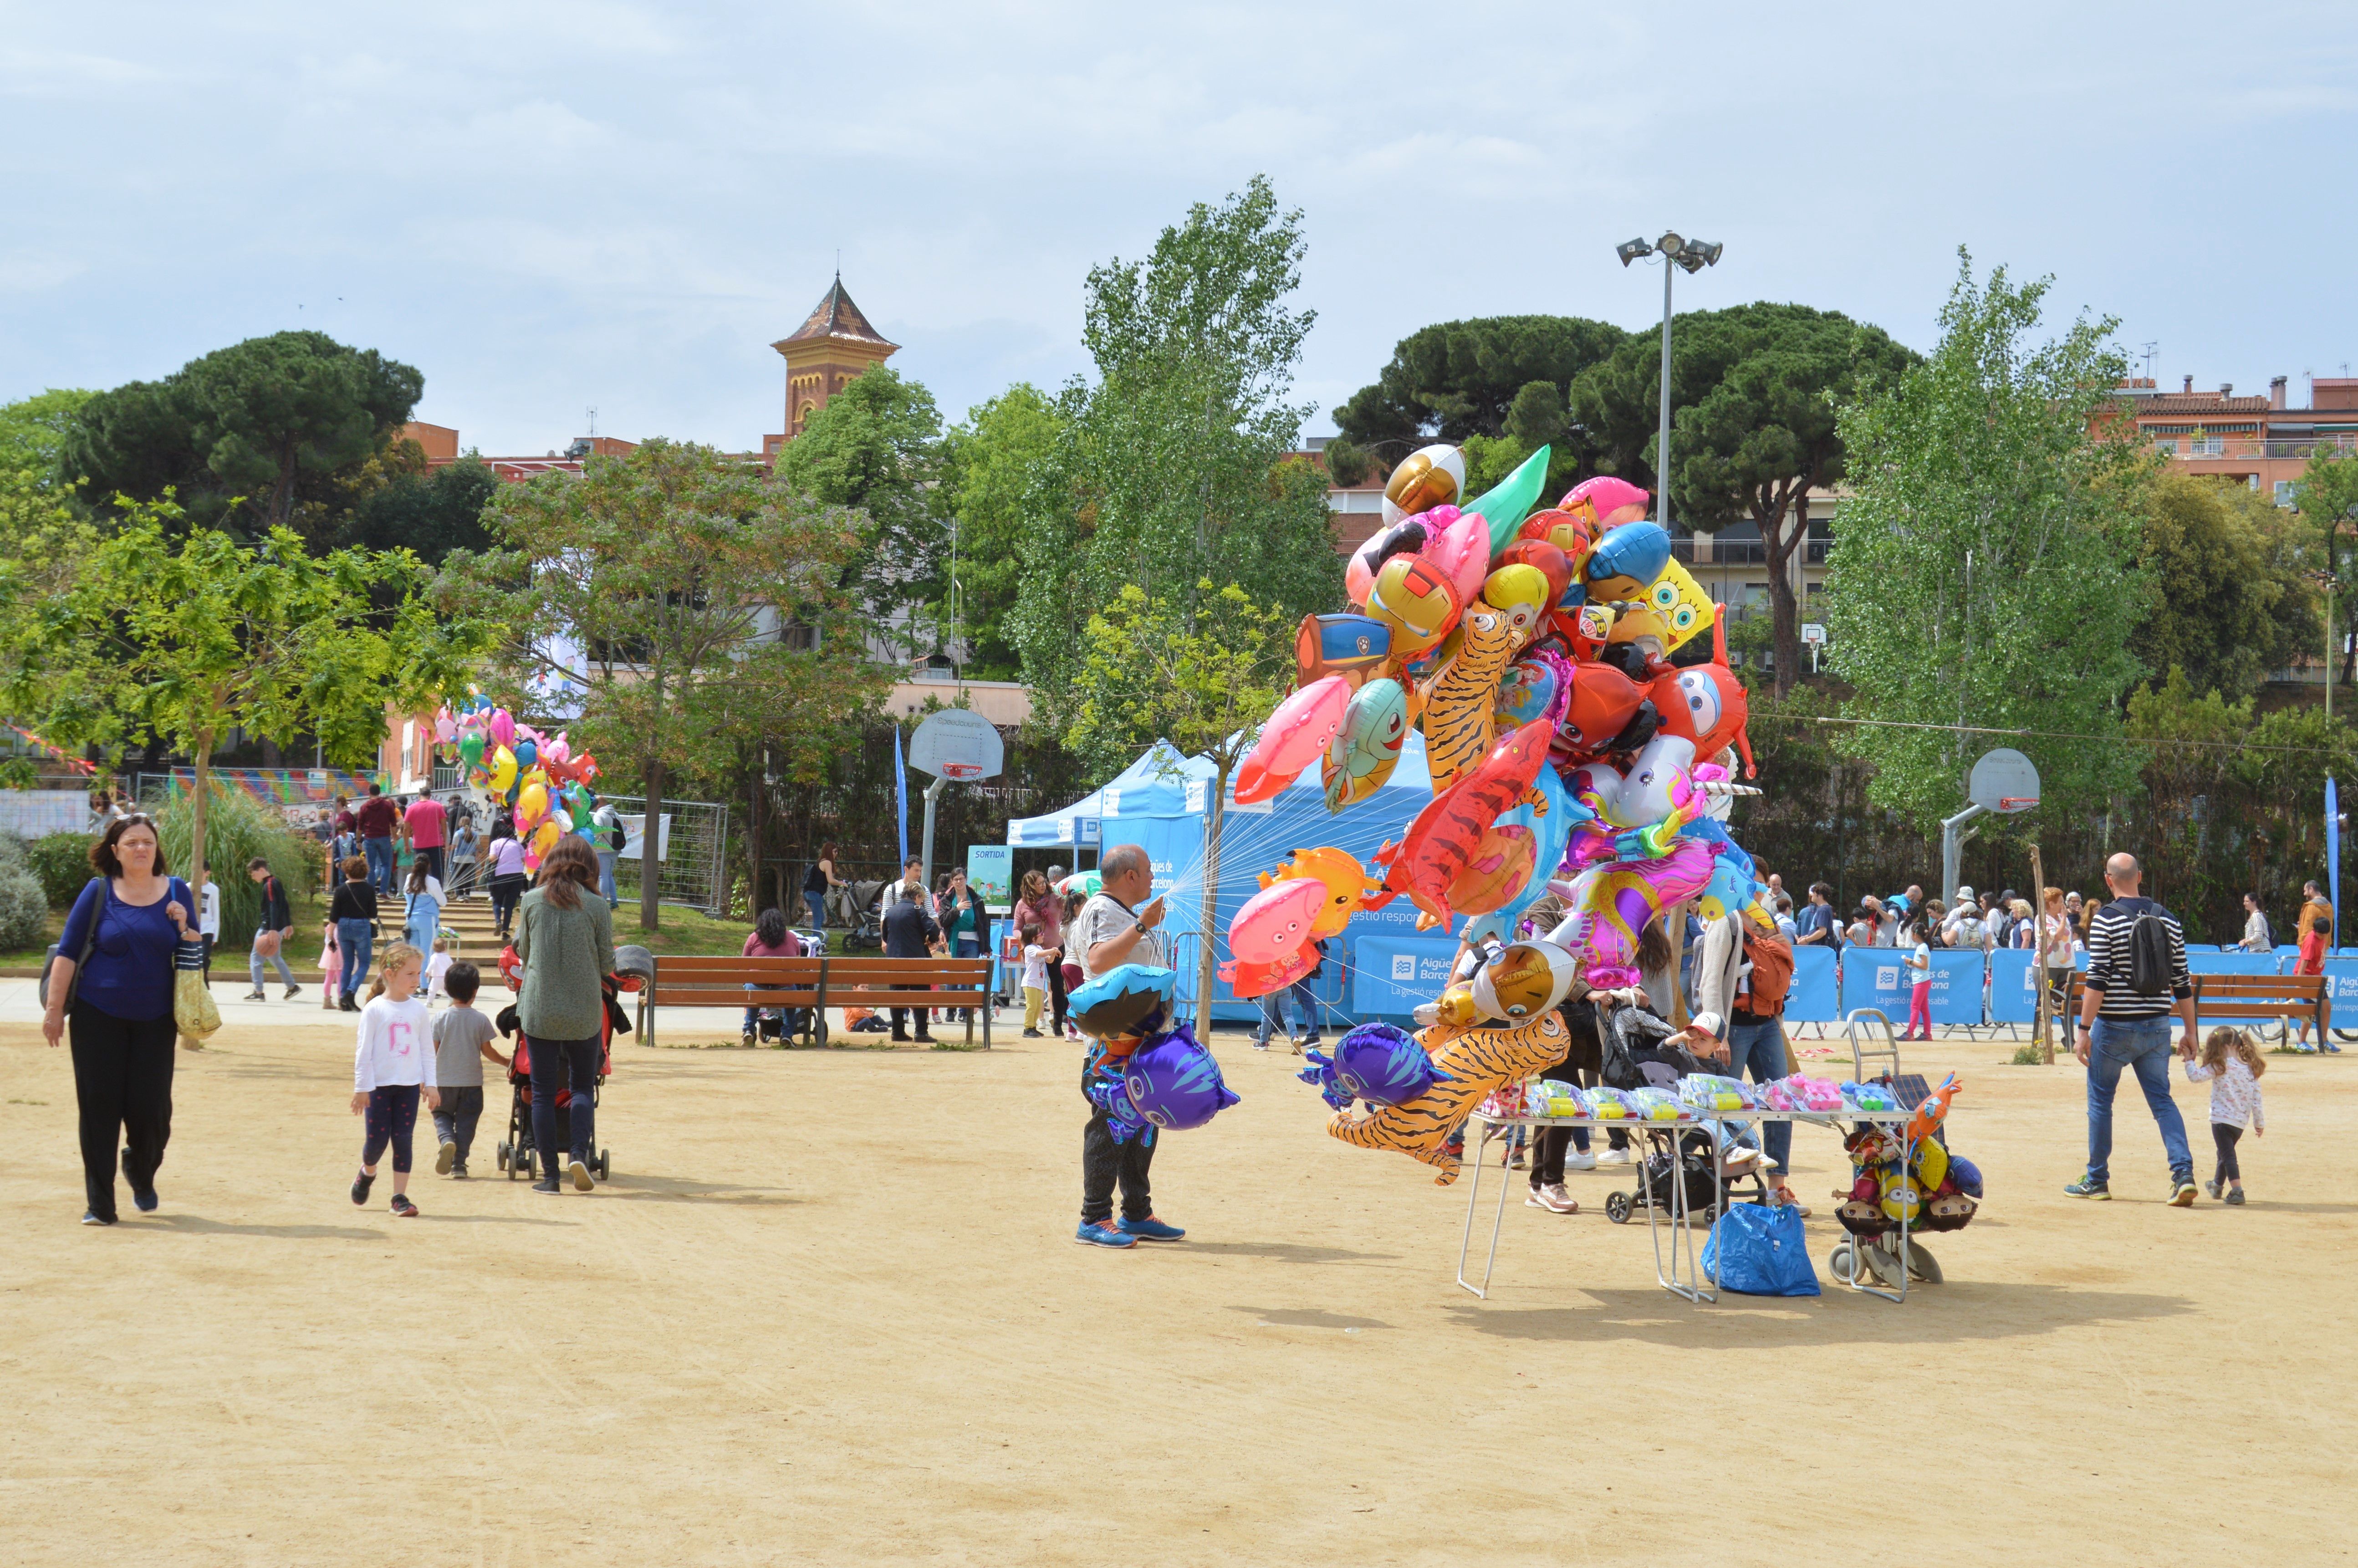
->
[1,990,2353,1567]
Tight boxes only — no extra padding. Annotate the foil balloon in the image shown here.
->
[1220,949,1316,1001]
[1561,476,1650,530]
[1419,602,1521,794]
[1638,559,1714,654]
[1295,613,1391,689]
[1122,1023,1240,1131]
[1648,605,1755,776]
[1344,515,1436,608]
[1069,964,1175,1042]
[1495,539,1573,612]
[458,732,486,771]
[1234,674,1350,804]
[1227,877,1325,966]
[1459,765,1588,947]
[1584,521,1673,603]
[1298,1022,1448,1111]
[1442,819,1536,919]
[1515,511,1597,586]
[1568,734,1699,830]
[1492,655,1559,731]
[1546,839,1715,988]
[1381,443,1465,526]
[1326,1010,1569,1185]
[488,709,515,750]
[518,780,549,824]
[1365,554,1462,657]
[434,709,456,743]
[1469,939,1580,1022]
[549,807,573,838]
[1463,445,1552,555]
[1368,720,1553,930]
[515,737,539,772]
[488,746,518,793]
[1258,846,1371,940]
[1693,855,1764,922]
[532,819,560,858]
[1421,506,1492,610]
[1552,663,1649,759]
[1322,677,1409,810]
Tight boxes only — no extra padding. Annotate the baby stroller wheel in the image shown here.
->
[1604,1190,1632,1224]
[495,1140,510,1175]
[597,1149,611,1182]
[1828,1241,1863,1286]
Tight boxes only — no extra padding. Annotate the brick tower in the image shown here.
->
[768,273,899,453]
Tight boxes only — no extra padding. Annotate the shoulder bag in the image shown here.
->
[38,878,107,1011]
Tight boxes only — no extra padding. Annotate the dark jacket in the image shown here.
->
[329,880,378,924]
[882,897,941,959]
[257,873,292,933]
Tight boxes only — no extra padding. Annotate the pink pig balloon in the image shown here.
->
[1233,675,1350,804]
[434,707,456,743]
[1228,878,1326,965]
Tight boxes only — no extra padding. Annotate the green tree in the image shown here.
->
[2293,445,2358,687]
[2133,470,2319,700]
[1825,254,2150,830]
[61,332,422,541]
[1334,317,1628,469]
[772,365,948,651]
[340,452,500,565]
[0,388,94,480]
[1013,177,1339,716]
[941,383,1063,678]
[1600,305,1918,693]
[1067,580,1289,1015]
[442,440,877,932]
[1,500,476,962]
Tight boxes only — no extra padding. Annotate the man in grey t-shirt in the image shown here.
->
[1068,843,1181,1252]
[428,962,508,1178]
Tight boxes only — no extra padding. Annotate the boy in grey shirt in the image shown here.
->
[430,962,509,1177]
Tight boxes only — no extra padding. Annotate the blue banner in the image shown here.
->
[893,725,909,869]
[1989,949,2040,1024]
[2189,951,2277,977]
[2320,957,2358,1023]
[1839,948,1913,1020]
[1929,950,1985,1025]
[1351,934,1464,1021]
[1787,945,1838,1022]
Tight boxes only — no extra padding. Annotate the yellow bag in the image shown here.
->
[174,938,222,1040]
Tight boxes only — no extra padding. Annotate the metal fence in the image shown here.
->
[601,794,732,916]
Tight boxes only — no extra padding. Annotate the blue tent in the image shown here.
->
[1037,731,1460,1027]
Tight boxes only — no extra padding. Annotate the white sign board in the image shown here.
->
[616,812,672,863]
[907,709,1004,781]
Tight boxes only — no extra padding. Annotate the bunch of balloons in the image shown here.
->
[438,689,606,876]
[1216,443,1776,1181]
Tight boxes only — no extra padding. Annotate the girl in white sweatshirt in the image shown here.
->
[2185,1026,2266,1206]
[350,943,438,1217]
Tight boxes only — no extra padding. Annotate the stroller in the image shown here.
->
[1597,1019,1770,1226]
[491,944,650,1183]
[834,879,888,952]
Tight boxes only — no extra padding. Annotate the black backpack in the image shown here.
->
[2126,903,2174,996]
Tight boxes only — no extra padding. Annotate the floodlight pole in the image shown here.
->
[1659,260,1676,532]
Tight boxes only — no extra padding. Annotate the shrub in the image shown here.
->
[0,838,43,947]
[2010,1042,2047,1065]
[153,785,319,948]
[26,832,97,909]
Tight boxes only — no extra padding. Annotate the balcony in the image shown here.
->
[2158,436,2357,461]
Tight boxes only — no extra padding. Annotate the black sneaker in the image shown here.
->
[351,1170,375,1206]
[241,989,266,1001]
[435,1139,457,1175]
[450,1165,470,1179]
[531,1176,562,1195]
[2063,1175,2110,1200]
[283,985,301,1001]
[390,1193,419,1217]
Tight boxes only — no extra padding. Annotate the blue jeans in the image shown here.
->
[1254,981,1319,1045]
[1722,1016,1792,1173]
[363,837,395,895]
[597,850,618,908]
[2087,1016,2192,1185]
[337,918,373,1003]
[529,1035,601,1166]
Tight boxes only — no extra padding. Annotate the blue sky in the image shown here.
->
[5,1,2353,455]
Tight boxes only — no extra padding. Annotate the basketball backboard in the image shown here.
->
[1968,747,2040,813]
[907,708,1004,781]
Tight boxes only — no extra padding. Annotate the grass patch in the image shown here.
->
[2009,1044,2049,1065]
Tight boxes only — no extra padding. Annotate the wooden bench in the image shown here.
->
[637,956,823,1047]
[814,958,994,1048]
[2063,974,2327,1039]
[636,955,993,1048]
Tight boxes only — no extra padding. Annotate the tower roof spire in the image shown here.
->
[773,275,895,353]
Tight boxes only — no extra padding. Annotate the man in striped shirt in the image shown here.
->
[2068,853,2198,1205]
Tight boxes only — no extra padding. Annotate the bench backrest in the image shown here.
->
[2063,972,2327,1021]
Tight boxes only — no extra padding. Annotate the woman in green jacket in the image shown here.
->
[515,834,614,1195]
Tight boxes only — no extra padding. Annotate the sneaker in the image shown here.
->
[435,1139,457,1175]
[351,1170,375,1206]
[2169,1180,2198,1207]
[1526,1183,1577,1214]
[1508,1149,1527,1170]
[1565,1150,1598,1172]
[82,1210,115,1226]
[1074,1219,1136,1249]
[241,989,266,1001]
[451,1166,470,1179]
[740,1032,756,1048]
[2063,1175,2110,1200]
[568,1153,594,1192]
[531,1176,562,1195]
[390,1193,419,1217]
[1251,1038,1271,1051]
[1598,1146,1633,1167]
[2225,1187,2246,1205]
[2204,1178,2222,1200]
[120,1149,158,1212]
[1022,1028,1042,1038]
[284,985,301,1001]
[1719,1149,1762,1178]
[1116,1214,1186,1242]
[2328,1042,2344,1053]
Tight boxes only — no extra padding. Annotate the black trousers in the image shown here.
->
[1080,1059,1154,1225]
[2213,1122,2244,1183]
[490,873,528,932]
[70,1001,177,1221]
[1046,957,1069,1033]
[889,981,933,1039]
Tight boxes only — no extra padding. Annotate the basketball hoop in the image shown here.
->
[940,762,984,781]
[1997,796,2039,813]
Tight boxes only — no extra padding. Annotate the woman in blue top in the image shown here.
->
[41,814,198,1226]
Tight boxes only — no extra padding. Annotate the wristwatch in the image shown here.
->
[1132,919,1150,936]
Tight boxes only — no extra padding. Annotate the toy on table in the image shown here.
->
[1677,1073,1755,1113]
[1585,1085,1638,1121]
[1841,1080,1898,1112]
[1627,1086,1692,1123]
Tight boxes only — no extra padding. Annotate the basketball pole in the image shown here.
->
[2030,842,2054,1064]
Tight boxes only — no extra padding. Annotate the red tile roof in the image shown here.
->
[773,275,897,351]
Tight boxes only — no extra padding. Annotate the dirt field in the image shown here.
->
[1,1007,2351,1566]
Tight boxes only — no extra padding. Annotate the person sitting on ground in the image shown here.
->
[740,906,806,1047]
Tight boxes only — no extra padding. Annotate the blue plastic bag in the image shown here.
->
[1701,1204,1819,1297]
